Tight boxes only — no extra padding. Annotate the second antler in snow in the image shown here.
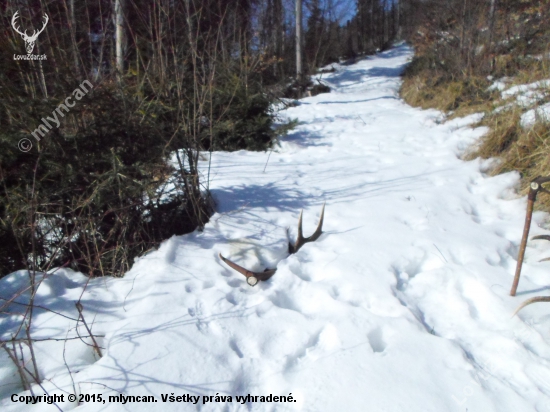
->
[219,203,326,286]
[288,203,325,254]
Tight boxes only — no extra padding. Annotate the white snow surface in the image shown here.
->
[3,45,550,412]
[488,77,512,92]
[501,79,550,99]
[521,102,550,128]
[500,79,550,107]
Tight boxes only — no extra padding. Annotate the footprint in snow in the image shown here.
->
[330,284,362,307]
[390,252,446,292]
[367,327,387,353]
[229,338,244,359]
[401,215,429,232]
[185,280,215,293]
[226,279,242,288]
[185,282,201,293]
[289,260,312,282]
[269,290,303,313]
[161,236,179,264]
[289,324,341,368]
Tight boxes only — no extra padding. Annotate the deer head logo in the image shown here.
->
[11,11,49,55]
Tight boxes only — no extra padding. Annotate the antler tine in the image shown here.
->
[296,209,304,245]
[289,202,325,254]
[38,14,49,34]
[219,253,276,286]
[530,235,550,261]
[310,202,325,240]
[28,14,49,40]
[219,203,325,285]
[513,296,550,317]
[11,11,26,37]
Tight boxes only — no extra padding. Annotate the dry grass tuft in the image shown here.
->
[464,108,523,161]
[511,57,550,86]
[468,109,550,209]
[401,51,550,211]
[400,67,496,119]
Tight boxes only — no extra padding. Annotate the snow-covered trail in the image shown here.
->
[3,44,550,412]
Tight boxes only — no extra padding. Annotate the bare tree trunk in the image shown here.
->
[395,0,401,39]
[296,0,303,82]
[274,0,283,77]
[369,0,374,49]
[383,0,388,44]
[488,0,497,52]
[115,0,125,74]
[64,0,80,78]
[460,0,467,58]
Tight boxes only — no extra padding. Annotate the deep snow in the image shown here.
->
[3,44,550,412]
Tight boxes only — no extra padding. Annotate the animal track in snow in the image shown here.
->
[390,250,446,293]
[289,260,312,282]
[269,290,303,313]
[459,201,482,224]
[485,247,512,268]
[229,338,244,359]
[330,284,362,307]
[367,327,387,353]
[401,216,429,232]
[202,280,215,289]
[185,282,200,293]
[287,324,341,369]
[225,291,240,306]
[226,279,242,288]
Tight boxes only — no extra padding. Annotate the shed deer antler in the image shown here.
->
[513,296,550,317]
[218,254,276,286]
[512,233,550,315]
[219,203,326,286]
[531,235,550,262]
[11,11,49,54]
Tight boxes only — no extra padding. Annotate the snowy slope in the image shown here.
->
[3,44,550,412]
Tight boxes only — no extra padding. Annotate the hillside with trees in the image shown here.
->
[0,0,401,280]
[4,2,550,410]
[400,0,550,208]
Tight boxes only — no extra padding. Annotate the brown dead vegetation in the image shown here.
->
[400,0,550,211]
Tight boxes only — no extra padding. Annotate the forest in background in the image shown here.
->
[0,0,401,279]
